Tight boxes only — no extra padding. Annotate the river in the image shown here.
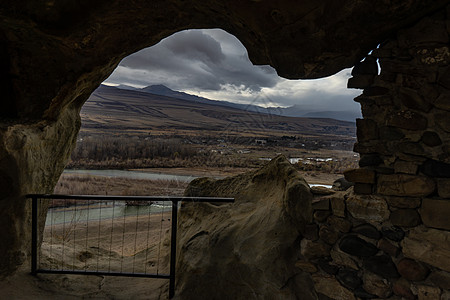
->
[46,201,172,226]
[51,169,332,225]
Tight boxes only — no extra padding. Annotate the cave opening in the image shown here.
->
[58,28,362,198]
[36,29,363,298]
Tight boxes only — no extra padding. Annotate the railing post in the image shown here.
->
[31,196,38,275]
[169,199,178,299]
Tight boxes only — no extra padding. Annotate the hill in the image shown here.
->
[80,85,356,139]
[117,84,361,122]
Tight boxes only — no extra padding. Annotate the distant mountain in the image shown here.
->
[279,105,361,122]
[133,84,359,122]
[83,85,356,137]
[116,84,140,91]
[138,84,277,114]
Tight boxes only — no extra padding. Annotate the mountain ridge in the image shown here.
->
[82,85,356,138]
[110,84,359,122]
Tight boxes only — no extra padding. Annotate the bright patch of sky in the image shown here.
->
[104,28,362,117]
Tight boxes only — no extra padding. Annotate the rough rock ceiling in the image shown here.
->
[0,0,449,119]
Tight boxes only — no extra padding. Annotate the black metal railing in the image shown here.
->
[27,194,234,298]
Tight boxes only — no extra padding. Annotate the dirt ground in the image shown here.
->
[0,212,172,300]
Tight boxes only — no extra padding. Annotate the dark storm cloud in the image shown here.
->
[106,29,279,92]
[104,29,362,118]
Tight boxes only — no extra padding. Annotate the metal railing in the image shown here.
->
[27,194,234,298]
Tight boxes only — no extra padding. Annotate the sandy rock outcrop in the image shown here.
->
[175,156,315,299]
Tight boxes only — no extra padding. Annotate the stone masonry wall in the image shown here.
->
[297,7,450,300]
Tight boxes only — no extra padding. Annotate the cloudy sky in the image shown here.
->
[104,29,362,116]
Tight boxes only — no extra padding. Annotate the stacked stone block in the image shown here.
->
[297,7,450,299]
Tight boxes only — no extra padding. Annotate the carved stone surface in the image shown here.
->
[177,156,315,299]
[377,174,435,197]
[401,226,450,272]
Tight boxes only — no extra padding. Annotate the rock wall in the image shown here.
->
[176,8,450,299]
[177,156,316,299]
[0,105,80,275]
[310,8,450,299]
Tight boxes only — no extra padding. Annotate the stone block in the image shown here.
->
[301,239,331,259]
[311,186,335,195]
[421,131,442,147]
[353,94,375,104]
[427,270,450,290]
[356,118,378,142]
[359,154,383,167]
[353,223,381,239]
[433,92,450,111]
[353,287,377,299]
[346,193,390,222]
[387,110,427,130]
[312,198,330,210]
[437,178,450,198]
[330,248,359,270]
[377,238,400,257]
[354,183,373,194]
[420,198,450,230]
[312,274,356,300]
[374,166,395,174]
[362,271,393,298]
[438,68,450,90]
[397,258,429,281]
[385,196,421,209]
[377,174,435,197]
[398,153,427,163]
[399,87,432,111]
[420,159,450,178]
[363,254,400,279]
[435,112,450,132]
[314,210,331,223]
[339,235,378,258]
[317,258,339,275]
[347,75,374,89]
[330,196,346,217]
[344,168,375,184]
[401,226,450,272]
[319,225,340,245]
[394,160,418,174]
[442,290,450,300]
[417,285,441,300]
[398,142,426,156]
[393,278,415,299]
[327,216,351,233]
[353,141,391,155]
[332,178,353,191]
[390,209,422,227]
[336,268,361,290]
[379,126,405,140]
[419,82,441,101]
[363,86,390,96]
[382,226,405,242]
[381,60,418,74]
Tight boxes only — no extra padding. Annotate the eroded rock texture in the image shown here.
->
[177,156,314,299]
